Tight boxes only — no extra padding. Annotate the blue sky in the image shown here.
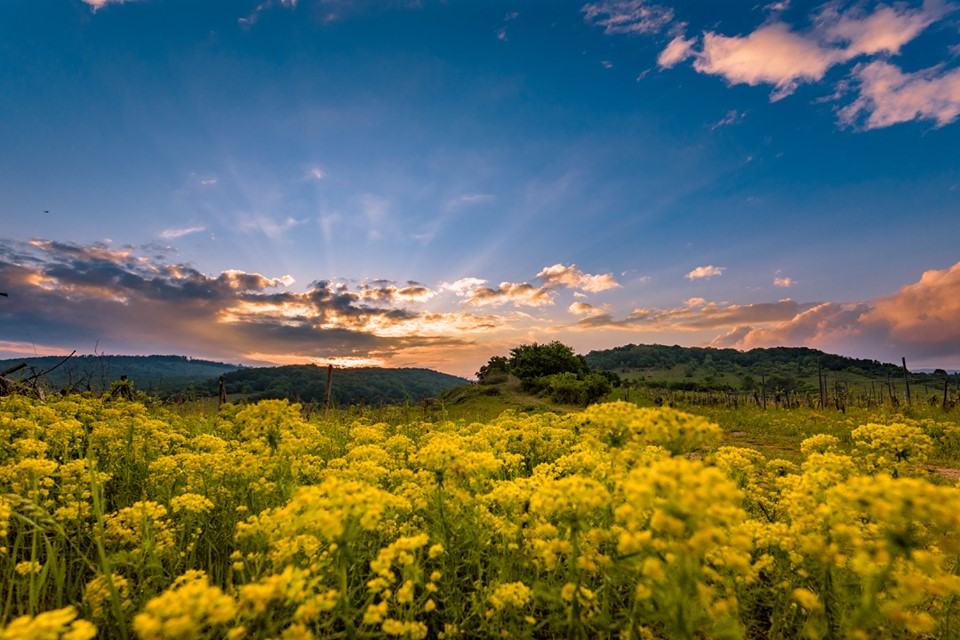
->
[1,0,959,376]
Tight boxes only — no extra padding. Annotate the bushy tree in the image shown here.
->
[508,341,586,383]
[476,356,510,383]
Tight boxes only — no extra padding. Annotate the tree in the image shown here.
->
[508,341,586,383]
[476,356,510,383]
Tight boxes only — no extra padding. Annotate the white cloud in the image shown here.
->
[307,167,326,180]
[239,0,297,26]
[658,34,696,68]
[160,225,206,240]
[82,0,133,11]
[764,1,791,13]
[581,0,674,35]
[447,193,495,210]
[774,272,795,287]
[839,60,960,129]
[239,215,308,239]
[711,109,744,129]
[686,265,725,280]
[440,277,488,296]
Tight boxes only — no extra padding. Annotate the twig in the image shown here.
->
[23,350,77,383]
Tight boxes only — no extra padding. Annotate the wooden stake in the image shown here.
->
[324,364,334,419]
[902,357,911,406]
[218,375,227,409]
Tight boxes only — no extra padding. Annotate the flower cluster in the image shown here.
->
[1,394,959,639]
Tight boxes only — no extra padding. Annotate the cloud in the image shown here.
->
[711,109,745,129]
[440,277,488,296]
[581,0,674,35]
[595,0,958,127]
[358,282,436,304]
[160,225,206,240]
[0,239,498,375]
[709,261,960,364]
[571,298,811,332]
[695,23,838,100]
[774,274,795,287]
[238,215,308,239]
[764,1,791,13]
[446,193,495,210]
[536,263,621,292]
[496,10,518,41]
[686,265,725,280]
[658,34,696,68]
[568,301,608,317]
[861,261,960,349]
[307,167,326,180]
[239,0,297,26]
[708,301,870,350]
[81,0,134,11]
[818,2,943,59]
[839,60,960,129]
[694,3,948,101]
[463,282,555,308]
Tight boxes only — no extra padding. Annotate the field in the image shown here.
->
[2,394,960,639]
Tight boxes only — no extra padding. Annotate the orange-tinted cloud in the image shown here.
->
[537,263,621,292]
[463,282,555,308]
[840,61,960,130]
[862,261,960,347]
[573,298,809,332]
[709,261,960,364]
[686,265,725,280]
[0,239,487,373]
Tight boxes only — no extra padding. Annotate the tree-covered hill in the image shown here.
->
[216,365,467,406]
[0,354,239,394]
[583,343,953,393]
[584,344,909,376]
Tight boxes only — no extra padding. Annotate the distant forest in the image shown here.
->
[0,354,239,394]
[584,344,954,393]
[214,365,467,407]
[584,344,917,375]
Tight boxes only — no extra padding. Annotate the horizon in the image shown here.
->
[2,344,955,380]
[2,0,959,378]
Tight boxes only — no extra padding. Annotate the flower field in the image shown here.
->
[2,395,960,639]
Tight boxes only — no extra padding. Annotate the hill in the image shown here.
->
[0,354,240,394]
[216,365,467,407]
[583,344,953,394]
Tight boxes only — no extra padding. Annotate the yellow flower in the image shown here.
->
[0,607,96,640]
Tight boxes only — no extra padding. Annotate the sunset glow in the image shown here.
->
[1,1,958,376]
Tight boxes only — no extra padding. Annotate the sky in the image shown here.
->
[1,0,959,377]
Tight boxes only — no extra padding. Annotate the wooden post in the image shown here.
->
[760,374,766,410]
[323,364,333,419]
[218,375,227,409]
[944,375,950,411]
[818,360,826,409]
[0,362,26,377]
[902,357,911,406]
